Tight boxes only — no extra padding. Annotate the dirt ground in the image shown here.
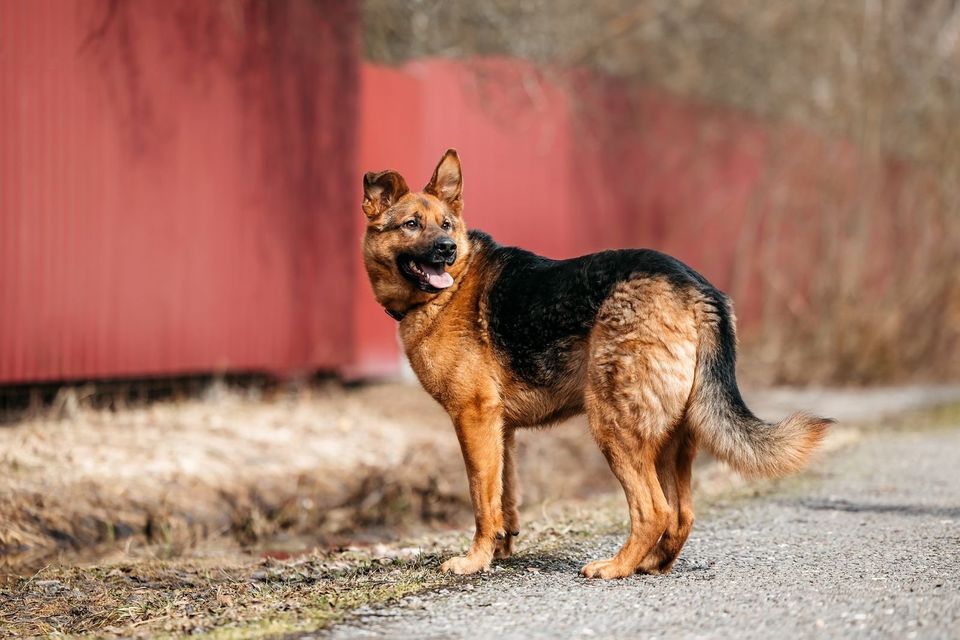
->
[1,381,958,637]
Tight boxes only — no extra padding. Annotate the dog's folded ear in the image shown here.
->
[363,170,409,219]
[424,149,463,214]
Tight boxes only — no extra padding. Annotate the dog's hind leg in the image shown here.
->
[495,427,520,559]
[580,277,699,579]
[638,423,697,573]
[580,400,670,579]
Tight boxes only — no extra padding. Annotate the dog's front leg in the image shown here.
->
[495,427,520,559]
[441,399,505,575]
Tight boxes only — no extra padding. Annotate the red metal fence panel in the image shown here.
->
[1,0,358,383]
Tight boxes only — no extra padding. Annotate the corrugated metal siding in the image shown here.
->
[1,0,359,383]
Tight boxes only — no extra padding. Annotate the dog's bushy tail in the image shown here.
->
[686,289,833,478]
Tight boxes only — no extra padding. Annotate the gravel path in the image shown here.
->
[327,423,960,639]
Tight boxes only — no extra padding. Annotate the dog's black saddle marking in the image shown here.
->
[473,231,710,388]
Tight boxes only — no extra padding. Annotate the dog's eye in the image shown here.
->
[441,219,452,231]
[403,219,419,230]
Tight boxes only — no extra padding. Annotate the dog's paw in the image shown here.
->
[440,554,490,575]
[637,551,671,575]
[494,533,515,559]
[580,558,635,580]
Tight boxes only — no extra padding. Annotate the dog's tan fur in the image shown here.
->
[361,150,831,578]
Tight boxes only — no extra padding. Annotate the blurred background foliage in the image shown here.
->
[363,0,960,385]
[365,0,960,164]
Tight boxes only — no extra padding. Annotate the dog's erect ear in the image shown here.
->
[424,149,462,214]
[362,170,409,219]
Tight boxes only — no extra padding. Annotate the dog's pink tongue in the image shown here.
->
[421,263,454,289]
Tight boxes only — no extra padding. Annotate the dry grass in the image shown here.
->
[3,379,947,578]
[0,380,456,574]
[0,381,615,578]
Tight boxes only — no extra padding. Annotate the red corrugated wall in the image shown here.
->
[1,0,358,383]
[1,5,924,383]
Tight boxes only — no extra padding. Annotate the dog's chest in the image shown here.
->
[402,326,490,409]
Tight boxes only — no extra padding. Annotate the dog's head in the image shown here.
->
[361,149,470,312]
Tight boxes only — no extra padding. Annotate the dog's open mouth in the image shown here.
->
[400,257,454,291]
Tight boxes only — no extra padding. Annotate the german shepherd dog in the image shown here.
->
[361,149,831,579]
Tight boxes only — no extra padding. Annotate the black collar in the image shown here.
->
[384,307,406,322]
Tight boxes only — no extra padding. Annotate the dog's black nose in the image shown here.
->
[432,237,457,264]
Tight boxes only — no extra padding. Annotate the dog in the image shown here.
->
[360,149,832,579]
